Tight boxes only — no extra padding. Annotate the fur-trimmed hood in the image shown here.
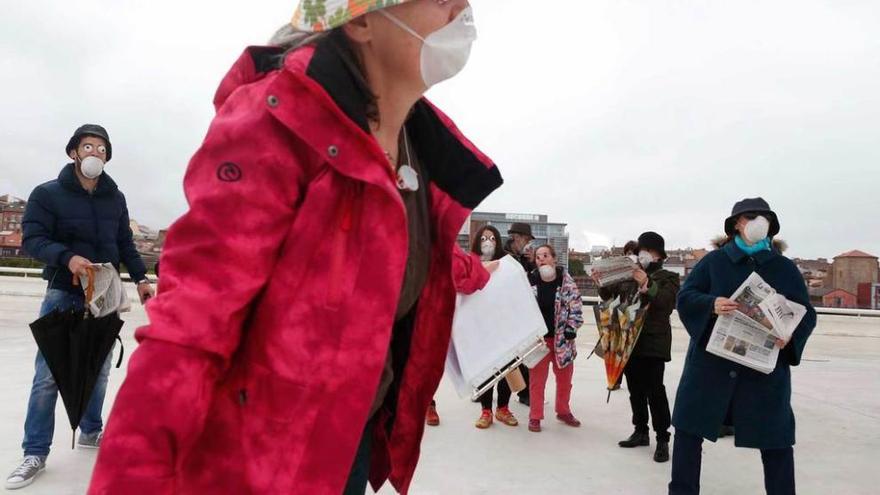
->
[711,235,788,253]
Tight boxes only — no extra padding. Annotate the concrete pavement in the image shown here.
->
[0,276,877,494]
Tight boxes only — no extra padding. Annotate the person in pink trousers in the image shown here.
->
[527,244,584,432]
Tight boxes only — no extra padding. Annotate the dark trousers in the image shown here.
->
[478,377,511,410]
[669,429,795,495]
[517,364,530,400]
[623,356,671,442]
[344,419,374,495]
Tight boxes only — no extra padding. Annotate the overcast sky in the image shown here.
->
[2,0,878,260]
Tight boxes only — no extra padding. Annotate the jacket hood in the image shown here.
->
[213,46,285,111]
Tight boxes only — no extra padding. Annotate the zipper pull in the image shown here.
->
[338,185,356,231]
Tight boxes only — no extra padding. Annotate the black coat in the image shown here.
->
[598,266,679,361]
[633,266,680,361]
[22,163,146,293]
[672,241,816,449]
[504,248,535,273]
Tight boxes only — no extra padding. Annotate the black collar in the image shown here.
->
[58,163,118,196]
[300,39,503,210]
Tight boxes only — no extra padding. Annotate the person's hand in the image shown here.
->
[633,269,648,286]
[774,338,789,349]
[137,282,155,304]
[482,260,500,274]
[714,297,739,316]
[68,255,93,277]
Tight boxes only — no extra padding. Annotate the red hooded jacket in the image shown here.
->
[88,43,501,494]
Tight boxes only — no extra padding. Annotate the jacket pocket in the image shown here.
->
[236,362,320,492]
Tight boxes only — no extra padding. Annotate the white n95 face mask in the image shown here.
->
[480,241,495,257]
[80,156,105,179]
[381,7,477,88]
[539,265,556,280]
[744,216,770,244]
[638,252,655,269]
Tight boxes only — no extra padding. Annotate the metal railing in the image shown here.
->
[0,266,154,282]
[581,296,880,318]
[0,267,876,317]
[0,267,42,277]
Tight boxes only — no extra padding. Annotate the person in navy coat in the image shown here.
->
[669,198,816,495]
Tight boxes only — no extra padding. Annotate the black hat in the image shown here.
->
[637,231,667,260]
[66,124,112,161]
[724,197,780,237]
[508,222,534,239]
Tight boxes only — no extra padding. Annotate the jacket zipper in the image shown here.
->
[89,193,99,257]
[326,184,356,309]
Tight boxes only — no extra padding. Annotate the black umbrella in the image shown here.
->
[28,271,124,448]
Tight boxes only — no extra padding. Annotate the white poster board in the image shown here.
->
[445,256,548,398]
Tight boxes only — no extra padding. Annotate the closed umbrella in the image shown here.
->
[28,268,124,447]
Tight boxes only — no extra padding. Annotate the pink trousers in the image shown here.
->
[529,338,574,421]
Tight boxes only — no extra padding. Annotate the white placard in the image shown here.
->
[445,255,548,397]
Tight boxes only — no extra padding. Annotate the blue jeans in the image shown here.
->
[21,289,114,457]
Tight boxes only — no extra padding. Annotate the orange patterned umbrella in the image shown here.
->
[593,293,650,402]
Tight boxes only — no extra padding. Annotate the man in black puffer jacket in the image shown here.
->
[616,232,680,464]
[5,124,154,490]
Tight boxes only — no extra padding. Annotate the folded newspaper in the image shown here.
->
[77,263,132,318]
[706,272,806,374]
[590,256,637,287]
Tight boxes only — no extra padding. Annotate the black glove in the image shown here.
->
[563,330,577,341]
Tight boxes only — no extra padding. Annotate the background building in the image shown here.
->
[0,195,26,257]
[0,230,23,257]
[870,283,880,310]
[0,195,25,233]
[458,212,570,269]
[826,250,879,307]
[795,258,832,288]
[823,288,858,309]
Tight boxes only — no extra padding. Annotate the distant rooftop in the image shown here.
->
[835,250,878,259]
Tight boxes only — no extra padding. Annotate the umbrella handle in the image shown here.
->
[115,335,125,368]
[84,267,95,308]
[72,268,97,311]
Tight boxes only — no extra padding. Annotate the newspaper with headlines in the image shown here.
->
[706,272,806,374]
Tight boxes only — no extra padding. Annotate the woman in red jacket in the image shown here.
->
[89,1,501,494]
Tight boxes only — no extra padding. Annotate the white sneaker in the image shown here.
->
[5,456,46,490]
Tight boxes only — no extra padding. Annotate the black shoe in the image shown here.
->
[618,431,650,448]
[517,396,530,407]
[653,441,670,463]
[718,425,735,438]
